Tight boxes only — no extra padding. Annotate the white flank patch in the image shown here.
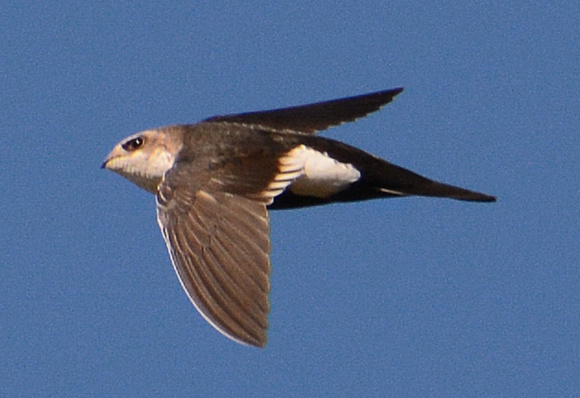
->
[278,145,361,198]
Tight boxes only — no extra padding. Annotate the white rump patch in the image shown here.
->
[277,145,361,198]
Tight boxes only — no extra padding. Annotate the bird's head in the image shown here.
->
[102,128,183,193]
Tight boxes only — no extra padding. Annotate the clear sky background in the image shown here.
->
[1,2,578,397]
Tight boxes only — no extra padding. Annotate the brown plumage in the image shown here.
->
[102,88,495,347]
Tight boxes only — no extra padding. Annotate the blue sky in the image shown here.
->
[1,2,578,396]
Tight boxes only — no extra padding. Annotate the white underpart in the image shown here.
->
[276,145,361,198]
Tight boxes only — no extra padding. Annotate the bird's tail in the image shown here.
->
[410,180,496,202]
[368,159,496,203]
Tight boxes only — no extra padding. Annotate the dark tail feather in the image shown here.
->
[415,180,496,202]
[367,158,496,202]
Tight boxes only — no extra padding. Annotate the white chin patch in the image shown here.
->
[279,145,361,198]
[108,147,176,193]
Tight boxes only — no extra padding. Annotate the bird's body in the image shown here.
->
[102,88,495,347]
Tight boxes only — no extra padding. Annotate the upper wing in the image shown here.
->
[155,150,302,347]
[157,188,271,347]
[204,87,404,134]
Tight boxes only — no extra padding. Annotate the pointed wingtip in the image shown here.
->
[203,87,406,134]
[253,338,267,349]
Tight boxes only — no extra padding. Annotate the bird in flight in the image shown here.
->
[102,88,495,348]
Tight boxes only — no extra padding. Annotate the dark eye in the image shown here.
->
[122,136,145,151]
